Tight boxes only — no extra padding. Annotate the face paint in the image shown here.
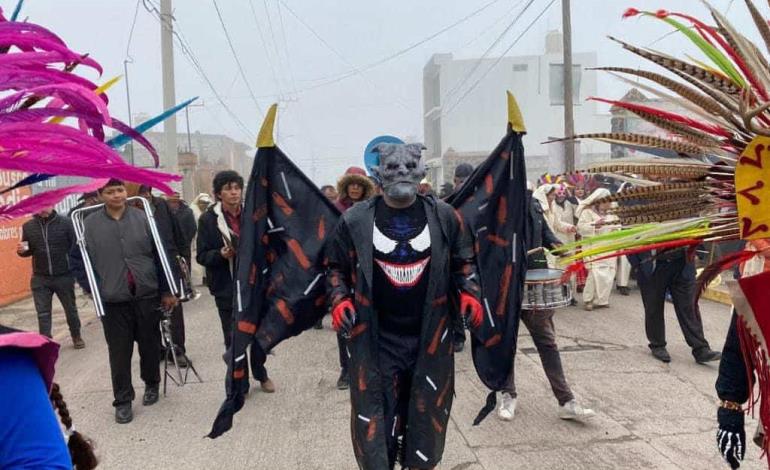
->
[372,143,426,204]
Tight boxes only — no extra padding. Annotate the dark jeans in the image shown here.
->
[453,315,466,345]
[101,297,161,406]
[31,275,81,338]
[215,296,268,382]
[337,332,348,373]
[378,329,420,469]
[504,309,574,406]
[168,303,186,353]
[215,297,234,348]
[637,257,710,352]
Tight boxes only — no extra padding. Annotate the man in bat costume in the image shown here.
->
[208,101,527,470]
[326,142,483,470]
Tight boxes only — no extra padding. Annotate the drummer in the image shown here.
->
[497,184,596,422]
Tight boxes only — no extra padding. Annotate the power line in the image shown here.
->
[441,0,537,108]
[125,0,142,59]
[211,0,264,118]
[262,0,287,86]
[141,0,255,140]
[278,0,506,93]
[274,0,318,177]
[277,0,413,112]
[248,0,283,100]
[455,0,526,52]
[442,0,558,118]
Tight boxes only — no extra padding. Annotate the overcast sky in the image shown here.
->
[21,0,747,185]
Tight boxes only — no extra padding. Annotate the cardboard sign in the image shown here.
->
[736,136,770,240]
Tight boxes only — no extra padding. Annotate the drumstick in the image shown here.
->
[526,247,545,256]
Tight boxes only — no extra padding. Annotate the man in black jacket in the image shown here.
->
[166,192,197,265]
[498,187,594,422]
[137,185,188,360]
[326,142,482,470]
[628,248,721,364]
[196,170,275,393]
[17,208,84,348]
[81,179,179,424]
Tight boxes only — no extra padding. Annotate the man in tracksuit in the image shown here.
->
[82,179,178,424]
[17,208,83,348]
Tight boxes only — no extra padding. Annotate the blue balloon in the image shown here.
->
[363,135,403,177]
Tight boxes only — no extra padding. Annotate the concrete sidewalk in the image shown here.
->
[2,286,760,469]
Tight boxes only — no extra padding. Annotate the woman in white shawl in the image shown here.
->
[190,193,212,285]
[577,188,620,310]
[532,184,576,267]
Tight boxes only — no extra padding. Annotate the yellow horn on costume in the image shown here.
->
[257,103,278,148]
[507,90,526,133]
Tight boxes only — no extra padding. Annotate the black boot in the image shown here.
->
[336,369,349,390]
[115,403,133,424]
[143,385,159,406]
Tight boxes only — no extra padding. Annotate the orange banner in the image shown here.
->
[737,137,770,240]
[0,171,32,306]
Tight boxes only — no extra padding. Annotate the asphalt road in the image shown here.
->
[1,285,759,470]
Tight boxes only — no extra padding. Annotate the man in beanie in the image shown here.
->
[453,163,474,191]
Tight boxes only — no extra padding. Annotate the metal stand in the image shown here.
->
[160,309,202,395]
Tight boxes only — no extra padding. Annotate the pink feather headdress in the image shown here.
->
[0,11,180,220]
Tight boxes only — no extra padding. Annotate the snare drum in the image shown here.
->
[522,268,572,310]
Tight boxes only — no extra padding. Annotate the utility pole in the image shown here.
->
[562,0,575,173]
[160,0,179,177]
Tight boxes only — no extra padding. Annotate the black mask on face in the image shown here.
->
[371,143,427,204]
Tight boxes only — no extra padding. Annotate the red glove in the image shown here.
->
[460,292,483,329]
[332,299,356,334]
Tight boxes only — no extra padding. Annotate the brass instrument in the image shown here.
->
[71,196,179,317]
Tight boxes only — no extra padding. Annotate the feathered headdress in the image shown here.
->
[538,173,563,186]
[549,2,770,460]
[0,8,186,219]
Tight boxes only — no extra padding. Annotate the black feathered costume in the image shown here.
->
[326,194,480,469]
[208,96,529,470]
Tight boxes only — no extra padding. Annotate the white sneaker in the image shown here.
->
[498,393,517,421]
[558,400,596,421]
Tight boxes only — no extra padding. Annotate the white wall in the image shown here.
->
[427,51,611,182]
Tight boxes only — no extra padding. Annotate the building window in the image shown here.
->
[549,64,581,105]
[513,64,528,72]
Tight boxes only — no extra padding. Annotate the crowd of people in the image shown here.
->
[2,161,734,469]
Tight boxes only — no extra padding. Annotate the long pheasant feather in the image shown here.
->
[608,36,741,96]
[591,67,729,117]
[546,132,710,157]
[626,10,746,86]
[708,3,770,99]
[588,96,731,138]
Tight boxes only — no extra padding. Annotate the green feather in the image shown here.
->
[642,13,745,87]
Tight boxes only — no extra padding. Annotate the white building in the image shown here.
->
[423,31,611,185]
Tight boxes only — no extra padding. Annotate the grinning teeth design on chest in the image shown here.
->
[375,257,430,288]
[373,218,431,288]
